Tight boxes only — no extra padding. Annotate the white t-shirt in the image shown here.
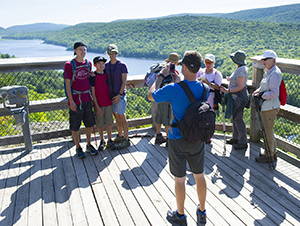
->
[196,68,223,108]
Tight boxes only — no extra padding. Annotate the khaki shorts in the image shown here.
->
[93,105,113,128]
[155,102,172,126]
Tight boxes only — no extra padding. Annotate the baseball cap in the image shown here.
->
[74,41,87,49]
[165,53,180,63]
[205,54,215,63]
[93,56,107,64]
[261,50,277,60]
[106,44,118,53]
[178,51,202,69]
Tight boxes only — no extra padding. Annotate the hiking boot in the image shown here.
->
[259,153,278,159]
[196,205,207,225]
[87,144,98,155]
[98,140,106,151]
[166,210,187,226]
[117,138,130,150]
[113,135,124,144]
[107,139,117,150]
[76,146,86,159]
[155,133,167,144]
[233,143,248,150]
[226,138,238,144]
[255,154,277,163]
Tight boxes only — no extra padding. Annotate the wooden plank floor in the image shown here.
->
[0,127,300,226]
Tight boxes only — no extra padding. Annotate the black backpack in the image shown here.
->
[172,81,216,143]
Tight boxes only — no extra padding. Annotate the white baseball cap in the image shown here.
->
[204,54,215,63]
[261,50,277,60]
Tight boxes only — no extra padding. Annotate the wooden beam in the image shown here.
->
[0,116,152,146]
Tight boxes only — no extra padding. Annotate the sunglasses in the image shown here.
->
[205,60,213,64]
[262,58,272,61]
[109,52,118,55]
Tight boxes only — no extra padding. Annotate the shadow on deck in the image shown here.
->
[0,127,300,226]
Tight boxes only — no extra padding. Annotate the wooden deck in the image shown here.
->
[0,127,300,226]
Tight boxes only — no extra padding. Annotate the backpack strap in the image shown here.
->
[172,81,208,127]
[70,59,77,83]
[178,81,208,104]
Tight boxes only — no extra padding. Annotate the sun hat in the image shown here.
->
[261,50,277,60]
[205,54,215,63]
[93,56,107,64]
[230,50,247,65]
[106,44,118,53]
[165,53,180,63]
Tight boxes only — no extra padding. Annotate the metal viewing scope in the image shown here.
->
[0,85,29,125]
[0,85,32,151]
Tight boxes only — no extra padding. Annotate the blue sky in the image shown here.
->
[1,0,299,28]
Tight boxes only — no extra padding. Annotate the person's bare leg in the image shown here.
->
[106,125,112,141]
[194,172,207,212]
[85,127,92,146]
[72,130,80,148]
[175,176,186,215]
[113,112,123,138]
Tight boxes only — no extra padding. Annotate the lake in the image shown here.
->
[0,39,166,76]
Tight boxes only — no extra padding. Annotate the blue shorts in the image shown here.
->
[112,95,127,115]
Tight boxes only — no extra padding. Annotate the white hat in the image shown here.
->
[205,54,215,63]
[261,50,277,60]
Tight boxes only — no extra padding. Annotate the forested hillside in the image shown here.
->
[5,23,69,33]
[4,15,300,77]
[218,3,300,23]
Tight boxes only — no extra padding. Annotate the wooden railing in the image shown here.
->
[1,56,300,157]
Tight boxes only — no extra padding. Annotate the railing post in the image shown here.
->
[250,60,264,142]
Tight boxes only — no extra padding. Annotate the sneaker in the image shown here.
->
[107,139,117,150]
[76,146,86,159]
[86,144,98,155]
[155,133,167,144]
[226,138,238,144]
[233,143,248,150]
[98,140,106,151]
[196,206,207,225]
[117,138,130,150]
[113,135,124,144]
[166,210,187,226]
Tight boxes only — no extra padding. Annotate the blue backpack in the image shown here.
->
[63,59,90,98]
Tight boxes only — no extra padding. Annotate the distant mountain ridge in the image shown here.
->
[2,23,69,32]
[114,3,300,24]
[0,3,299,35]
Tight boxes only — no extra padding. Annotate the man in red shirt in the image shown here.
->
[64,41,98,158]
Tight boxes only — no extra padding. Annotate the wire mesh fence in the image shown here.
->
[0,68,300,148]
[0,69,152,138]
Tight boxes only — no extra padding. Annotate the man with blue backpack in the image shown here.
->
[64,41,98,158]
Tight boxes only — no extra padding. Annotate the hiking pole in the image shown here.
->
[221,92,226,155]
[254,96,275,170]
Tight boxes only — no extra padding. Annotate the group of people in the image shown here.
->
[64,42,130,159]
[65,41,282,225]
[149,49,282,225]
